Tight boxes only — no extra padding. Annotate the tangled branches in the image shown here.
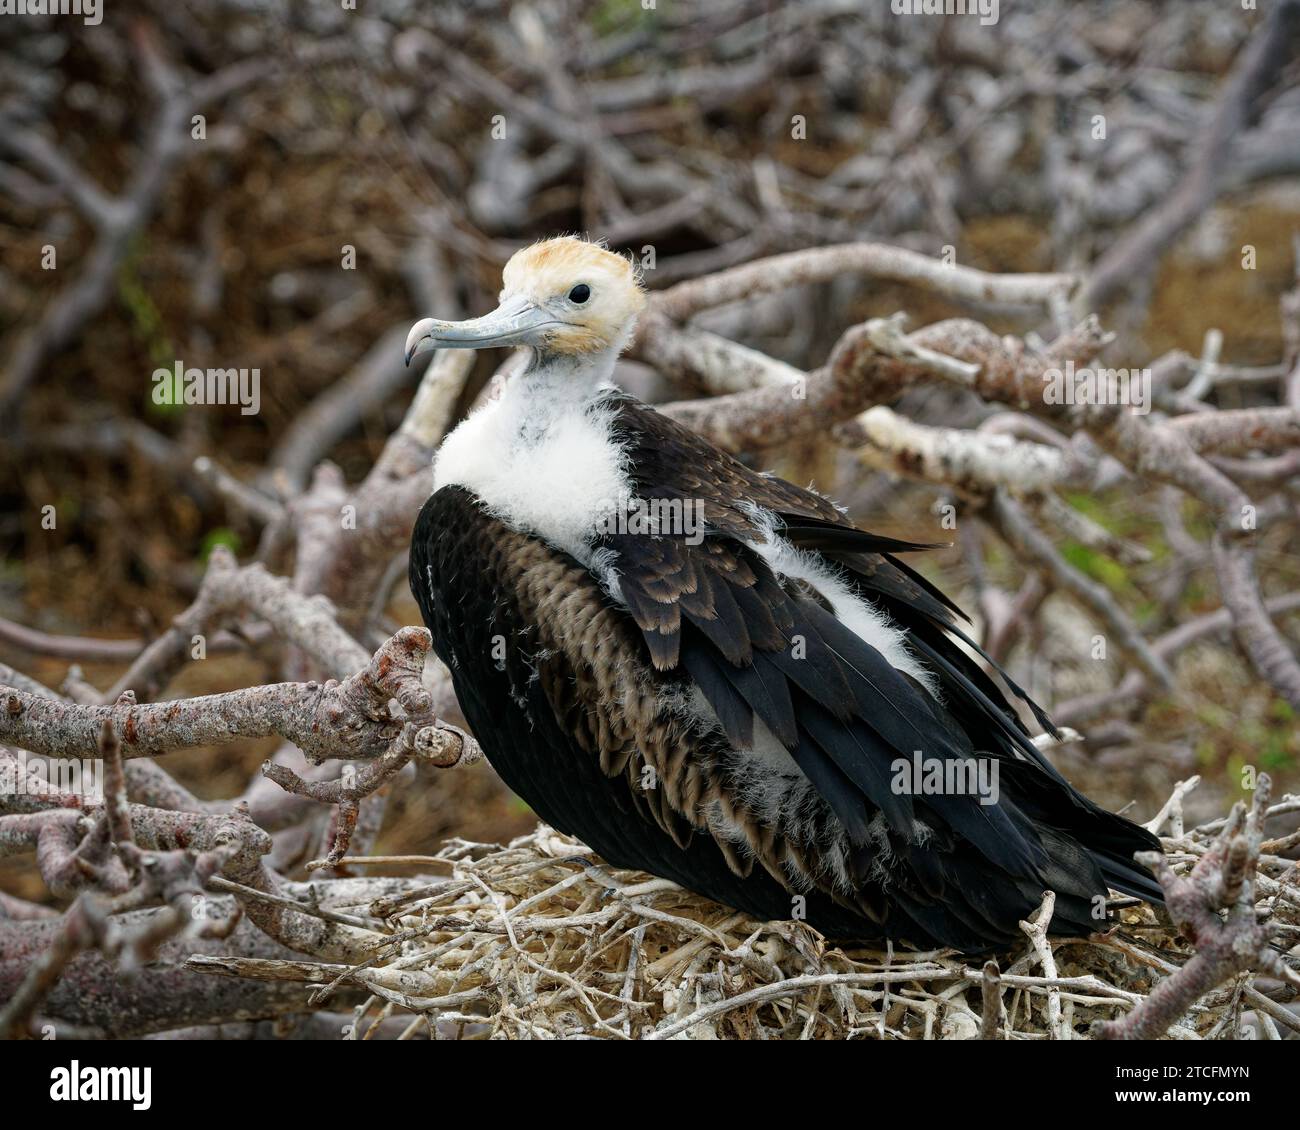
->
[177,778,1298,1041]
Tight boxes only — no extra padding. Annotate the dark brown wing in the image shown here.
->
[598,393,1162,907]
[604,392,1056,741]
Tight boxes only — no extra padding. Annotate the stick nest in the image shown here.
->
[317,783,1298,1040]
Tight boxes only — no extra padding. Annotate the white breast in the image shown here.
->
[433,385,631,566]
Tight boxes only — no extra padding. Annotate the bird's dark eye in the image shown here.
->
[568,284,591,304]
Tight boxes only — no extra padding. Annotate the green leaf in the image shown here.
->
[199,528,241,563]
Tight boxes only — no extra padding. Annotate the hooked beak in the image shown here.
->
[405,295,557,365]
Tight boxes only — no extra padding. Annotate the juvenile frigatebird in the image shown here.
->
[405,236,1161,951]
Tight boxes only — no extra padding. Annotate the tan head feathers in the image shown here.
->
[501,237,646,354]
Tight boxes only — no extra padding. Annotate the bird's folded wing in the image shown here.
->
[598,395,1162,909]
[604,392,1058,758]
[601,515,1050,878]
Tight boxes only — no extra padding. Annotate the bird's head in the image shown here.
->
[405,237,646,366]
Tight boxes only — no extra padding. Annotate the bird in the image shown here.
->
[405,235,1163,953]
